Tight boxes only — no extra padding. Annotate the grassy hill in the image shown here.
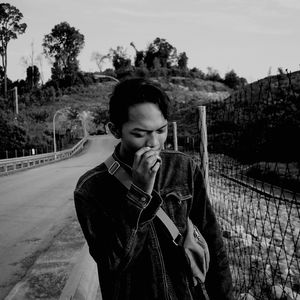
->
[1,77,231,158]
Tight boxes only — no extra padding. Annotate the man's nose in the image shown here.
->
[145,133,159,148]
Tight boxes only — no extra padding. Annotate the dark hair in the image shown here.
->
[109,77,170,129]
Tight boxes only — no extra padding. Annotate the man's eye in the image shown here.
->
[157,128,166,134]
[132,133,144,138]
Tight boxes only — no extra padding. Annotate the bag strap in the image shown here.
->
[104,155,182,245]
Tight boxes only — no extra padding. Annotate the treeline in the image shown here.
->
[0,2,248,155]
[1,3,247,105]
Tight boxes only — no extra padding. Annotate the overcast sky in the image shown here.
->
[7,0,300,83]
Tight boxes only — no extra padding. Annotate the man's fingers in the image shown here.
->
[150,159,161,173]
[150,155,161,170]
[134,148,159,167]
[135,146,151,156]
[133,147,151,166]
[142,150,159,160]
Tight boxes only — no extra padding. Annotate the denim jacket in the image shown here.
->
[74,145,233,300]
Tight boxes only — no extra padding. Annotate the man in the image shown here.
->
[74,77,233,299]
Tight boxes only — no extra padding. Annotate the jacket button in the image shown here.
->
[141,196,146,202]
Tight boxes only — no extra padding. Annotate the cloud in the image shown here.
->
[108,7,200,19]
[275,0,300,9]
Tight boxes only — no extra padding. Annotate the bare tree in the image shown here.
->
[91,51,109,72]
[20,41,37,88]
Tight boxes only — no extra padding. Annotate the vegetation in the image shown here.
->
[206,71,300,164]
[42,21,85,88]
[0,3,27,98]
[90,52,109,72]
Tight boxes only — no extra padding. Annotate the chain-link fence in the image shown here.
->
[168,72,300,299]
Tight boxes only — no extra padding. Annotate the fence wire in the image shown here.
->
[169,72,300,300]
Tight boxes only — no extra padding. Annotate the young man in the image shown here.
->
[74,78,233,300]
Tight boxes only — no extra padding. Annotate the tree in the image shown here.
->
[277,67,284,75]
[91,51,109,72]
[177,52,188,70]
[224,69,247,89]
[42,22,84,87]
[92,106,109,134]
[21,41,44,87]
[189,67,205,79]
[0,3,27,98]
[206,67,222,82]
[26,65,40,88]
[130,42,145,67]
[109,46,131,71]
[224,69,239,89]
[144,38,177,69]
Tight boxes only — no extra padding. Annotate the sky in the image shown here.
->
[6,0,300,83]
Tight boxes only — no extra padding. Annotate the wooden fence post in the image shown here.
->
[198,106,210,195]
[172,121,178,151]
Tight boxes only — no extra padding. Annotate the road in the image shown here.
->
[0,135,117,299]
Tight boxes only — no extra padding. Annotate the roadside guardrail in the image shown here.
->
[0,137,88,175]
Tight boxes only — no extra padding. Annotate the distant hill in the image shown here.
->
[206,70,300,164]
[1,76,231,158]
[226,70,300,104]
[39,77,231,139]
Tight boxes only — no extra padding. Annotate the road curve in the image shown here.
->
[0,135,117,299]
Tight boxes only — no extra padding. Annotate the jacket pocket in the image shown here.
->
[161,187,192,233]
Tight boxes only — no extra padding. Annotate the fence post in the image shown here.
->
[172,121,178,151]
[198,106,209,194]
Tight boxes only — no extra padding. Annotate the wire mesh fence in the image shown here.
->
[168,71,300,299]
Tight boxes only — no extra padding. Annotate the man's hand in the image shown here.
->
[132,147,161,195]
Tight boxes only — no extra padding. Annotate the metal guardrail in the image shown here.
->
[0,137,88,175]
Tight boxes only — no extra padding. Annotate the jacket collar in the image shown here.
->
[112,143,133,175]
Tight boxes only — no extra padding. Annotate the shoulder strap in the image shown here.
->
[104,155,181,245]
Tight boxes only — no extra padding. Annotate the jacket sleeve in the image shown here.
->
[189,163,234,300]
[74,182,162,274]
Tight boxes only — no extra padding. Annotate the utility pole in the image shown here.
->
[14,87,18,114]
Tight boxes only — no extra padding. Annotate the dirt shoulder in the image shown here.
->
[4,215,85,300]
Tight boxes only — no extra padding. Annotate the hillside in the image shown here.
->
[0,77,231,158]
[208,70,300,161]
[3,71,299,159]
[32,77,231,137]
[204,71,300,191]
[40,77,231,112]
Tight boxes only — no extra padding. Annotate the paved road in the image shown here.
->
[0,135,117,299]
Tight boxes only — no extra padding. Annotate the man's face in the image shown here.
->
[119,102,168,163]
